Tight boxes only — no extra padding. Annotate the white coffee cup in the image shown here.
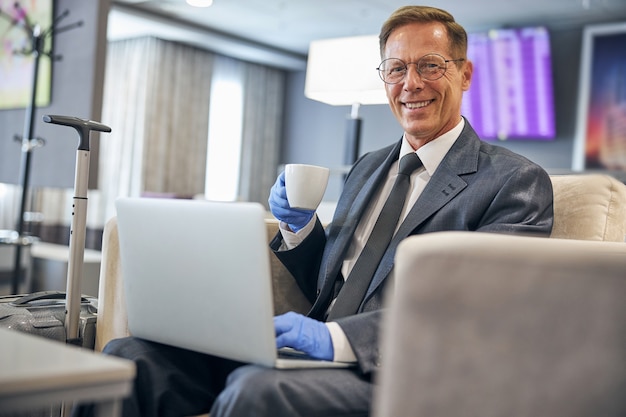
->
[284,164,330,210]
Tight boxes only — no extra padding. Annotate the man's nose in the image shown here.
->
[403,64,426,89]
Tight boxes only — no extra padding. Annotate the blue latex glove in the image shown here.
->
[274,312,334,361]
[268,171,314,232]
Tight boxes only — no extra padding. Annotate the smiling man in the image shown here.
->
[262,7,553,416]
[73,6,554,417]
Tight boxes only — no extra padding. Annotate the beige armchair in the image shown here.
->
[93,174,626,415]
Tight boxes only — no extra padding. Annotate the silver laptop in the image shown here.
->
[115,197,351,369]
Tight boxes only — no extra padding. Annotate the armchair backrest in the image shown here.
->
[374,231,626,417]
[550,174,626,241]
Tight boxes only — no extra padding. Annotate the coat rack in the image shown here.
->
[0,2,82,294]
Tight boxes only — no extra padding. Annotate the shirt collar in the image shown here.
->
[400,118,465,176]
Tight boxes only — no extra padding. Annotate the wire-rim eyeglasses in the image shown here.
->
[377,53,465,84]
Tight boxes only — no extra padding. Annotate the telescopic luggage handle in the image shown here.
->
[42,115,111,150]
[43,114,111,345]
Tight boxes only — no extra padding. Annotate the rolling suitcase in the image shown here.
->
[0,116,110,346]
[0,291,97,348]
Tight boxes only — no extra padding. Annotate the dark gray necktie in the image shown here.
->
[327,152,423,320]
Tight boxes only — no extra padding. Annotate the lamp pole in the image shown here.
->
[344,103,362,166]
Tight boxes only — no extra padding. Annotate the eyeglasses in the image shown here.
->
[377,54,465,84]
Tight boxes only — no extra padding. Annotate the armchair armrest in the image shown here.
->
[95,217,127,352]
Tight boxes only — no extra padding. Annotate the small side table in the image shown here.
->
[0,328,136,417]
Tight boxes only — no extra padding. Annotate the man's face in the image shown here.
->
[382,22,472,149]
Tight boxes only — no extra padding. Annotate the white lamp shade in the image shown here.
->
[304,35,388,106]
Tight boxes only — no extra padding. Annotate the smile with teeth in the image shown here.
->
[405,100,433,109]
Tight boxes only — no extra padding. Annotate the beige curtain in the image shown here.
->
[141,40,213,195]
[98,36,213,221]
[239,63,285,206]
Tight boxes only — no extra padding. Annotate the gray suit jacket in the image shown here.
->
[271,120,554,375]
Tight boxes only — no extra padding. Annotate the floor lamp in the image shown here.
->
[304,35,388,166]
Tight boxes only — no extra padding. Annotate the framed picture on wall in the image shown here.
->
[573,22,626,172]
[0,0,53,109]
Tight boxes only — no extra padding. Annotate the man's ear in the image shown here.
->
[461,60,473,91]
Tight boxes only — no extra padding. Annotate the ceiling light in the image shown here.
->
[186,0,213,7]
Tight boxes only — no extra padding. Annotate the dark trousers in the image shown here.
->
[72,337,372,417]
